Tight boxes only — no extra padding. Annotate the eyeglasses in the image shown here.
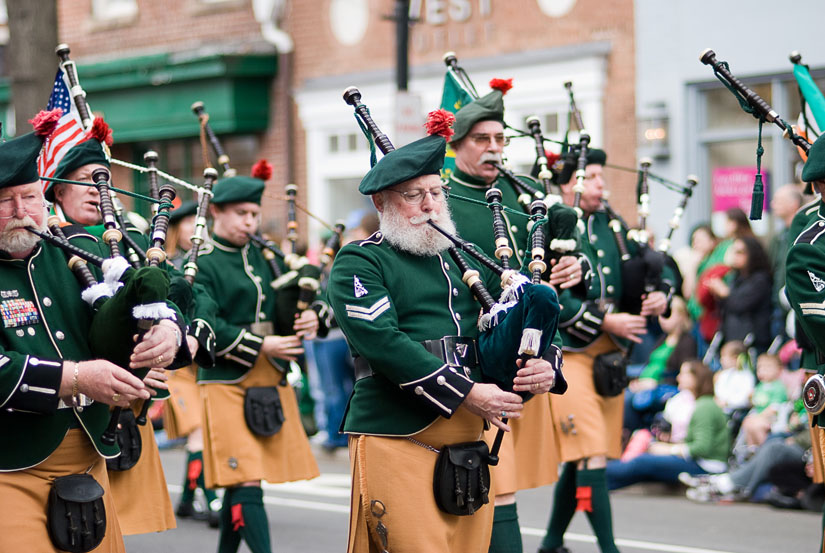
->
[386,186,450,205]
[0,195,47,219]
[468,133,510,147]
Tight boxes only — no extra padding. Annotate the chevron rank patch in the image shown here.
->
[809,271,825,293]
[345,296,390,322]
[354,275,368,298]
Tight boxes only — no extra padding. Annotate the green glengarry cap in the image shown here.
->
[210,176,266,205]
[554,147,607,185]
[358,135,447,195]
[46,140,111,201]
[0,132,48,190]
[802,134,825,183]
[451,91,505,143]
[210,159,272,205]
[169,200,198,225]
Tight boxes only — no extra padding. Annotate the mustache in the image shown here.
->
[409,212,440,225]
[4,215,37,230]
[480,152,502,165]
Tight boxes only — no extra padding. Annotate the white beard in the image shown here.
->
[0,216,45,255]
[379,198,456,257]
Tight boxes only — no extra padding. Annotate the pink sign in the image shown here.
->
[712,166,770,213]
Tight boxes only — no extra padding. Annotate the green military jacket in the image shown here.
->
[557,209,675,351]
[328,231,500,436]
[785,199,825,427]
[786,197,821,374]
[447,168,574,350]
[447,168,538,268]
[194,235,290,383]
[0,237,119,470]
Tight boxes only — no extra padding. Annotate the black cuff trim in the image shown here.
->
[5,357,62,414]
[542,345,568,394]
[191,319,217,368]
[399,365,474,418]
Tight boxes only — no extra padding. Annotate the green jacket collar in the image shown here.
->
[451,168,493,190]
[211,234,242,251]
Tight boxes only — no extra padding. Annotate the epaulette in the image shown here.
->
[354,230,384,247]
[795,220,825,246]
[798,197,820,216]
[62,224,98,241]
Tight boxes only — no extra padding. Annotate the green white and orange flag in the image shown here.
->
[439,68,474,179]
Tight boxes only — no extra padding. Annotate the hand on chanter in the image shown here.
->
[548,255,582,289]
[512,357,555,394]
[462,383,523,432]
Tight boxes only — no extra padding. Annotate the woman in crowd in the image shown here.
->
[623,297,697,433]
[606,360,730,490]
[705,236,773,352]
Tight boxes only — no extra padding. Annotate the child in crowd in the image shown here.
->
[740,354,790,448]
[714,340,755,415]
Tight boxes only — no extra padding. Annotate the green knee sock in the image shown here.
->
[540,462,577,551]
[179,450,202,506]
[217,488,241,553]
[190,450,219,507]
[577,468,620,553]
[820,502,825,553]
[231,487,272,553]
[488,503,522,553]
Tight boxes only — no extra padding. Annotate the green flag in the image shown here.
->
[440,69,474,179]
[793,62,825,133]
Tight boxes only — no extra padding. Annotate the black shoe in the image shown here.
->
[765,489,802,510]
[207,509,220,528]
[176,502,197,518]
[538,547,572,553]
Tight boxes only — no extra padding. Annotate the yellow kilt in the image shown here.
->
[107,401,176,535]
[484,393,560,495]
[550,335,624,461]
[347,408,494,553]
[164,365,202,440]
[201,356,320,488]
[0,428,125,553]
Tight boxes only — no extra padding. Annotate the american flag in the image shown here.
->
[37,69,89,189]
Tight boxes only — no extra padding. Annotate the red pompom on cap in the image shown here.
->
[29,108,63,137]
[424,109,456,141]
[251,159,273,181]
[489,78,513,95]
[88,117,114,146]
[545,150,561,167]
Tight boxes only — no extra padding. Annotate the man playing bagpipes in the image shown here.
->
[538,148,674,553]
[42,117,220,535]
[0,112,184,553]
[328,111,562,553]
[445,78,579,552]
[193,163,320,553]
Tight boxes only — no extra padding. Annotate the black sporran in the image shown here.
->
[244,386,285,437]
[433,441,491,516]
[592,350,629,397]
[105,408,142,471]
[47,474,107,553]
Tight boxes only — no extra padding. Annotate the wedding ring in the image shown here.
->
[112,393,121,403]
[156,354,164,365]
[532,381,540,391]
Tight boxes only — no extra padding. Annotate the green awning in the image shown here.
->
[0,52,278,141]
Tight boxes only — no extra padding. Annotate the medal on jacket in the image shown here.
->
[1,298,40,328]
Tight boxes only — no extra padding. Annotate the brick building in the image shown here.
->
[0,0,638,242]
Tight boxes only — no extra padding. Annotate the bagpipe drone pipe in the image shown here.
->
[342,85,562,398]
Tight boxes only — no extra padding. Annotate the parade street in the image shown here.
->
[124,444,818,553]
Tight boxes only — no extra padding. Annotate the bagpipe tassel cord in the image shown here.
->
[751,118,765,220]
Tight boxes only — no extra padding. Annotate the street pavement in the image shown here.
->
[124,443,820,552]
